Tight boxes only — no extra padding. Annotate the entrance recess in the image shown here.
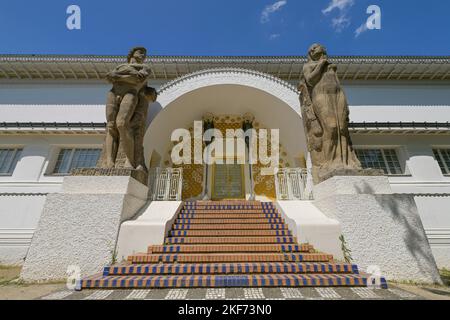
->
[212,164,245,200]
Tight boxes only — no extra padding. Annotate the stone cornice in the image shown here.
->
[1,55,449,81]
[1,55,449,63]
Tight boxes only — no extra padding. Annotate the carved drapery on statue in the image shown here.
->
[299,44,378,183]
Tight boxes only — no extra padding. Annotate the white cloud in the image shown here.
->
[269,33,281,40]
[261,1,287,24]
[354,23,368,38]
[332,16,350,32]
[322,0,354,32]
[322,0,354,15]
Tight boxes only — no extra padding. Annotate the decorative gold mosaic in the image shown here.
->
[165,126,205,200]
[162,115,292,200]
[251,125,289,200]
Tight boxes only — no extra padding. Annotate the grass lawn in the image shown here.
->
[440,268,450,286]
[0,265,21,285]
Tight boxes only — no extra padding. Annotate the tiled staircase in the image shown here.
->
[77,201,387,289]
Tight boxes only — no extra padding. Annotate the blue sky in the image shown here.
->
[0,0,449,56]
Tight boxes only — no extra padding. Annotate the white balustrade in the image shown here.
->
[275,168,313,200]
[149,168,183,201]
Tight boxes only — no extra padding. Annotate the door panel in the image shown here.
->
[212,164,245,200]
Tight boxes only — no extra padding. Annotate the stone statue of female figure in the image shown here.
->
[299,43,362,183]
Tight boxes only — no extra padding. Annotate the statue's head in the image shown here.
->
[127,47,147,63]
[308,43,327,61]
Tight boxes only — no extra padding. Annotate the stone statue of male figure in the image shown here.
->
[104,47,152,169]
[131,86,157,171]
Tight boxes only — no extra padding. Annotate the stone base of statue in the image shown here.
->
[317,167,383,184]
[313,175,442,284]
[71,167,148,186]
[20,175,148,282]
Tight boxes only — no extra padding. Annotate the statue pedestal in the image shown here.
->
[313,176,442,284]
[71,167,148,186]
[317,167,383,184]
[21,176,148,281]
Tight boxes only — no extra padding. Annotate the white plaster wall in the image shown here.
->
[0,194,46,264]
[414,195,450,269]
[116,201,182,261]
[0,134,104,265]
[5,80,448,107]
[0,79,166,105]
[0,105,105,123]
[351,133,450,268]
[0,81,109,105]
[313,176,442,284]
[275,201,343,259]
[285,80,450,107]
[21,176,149,281]
[343,82,450,106]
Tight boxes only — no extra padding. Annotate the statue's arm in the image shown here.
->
[106,74,144,85]
[303,60,327,87]
[106,69,148,84]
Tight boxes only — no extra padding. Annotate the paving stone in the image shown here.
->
[145,288,172,300]
[315,288,341,299]
[388,288,419,299]
[206,288,226,300]
[262,288,285,299]
[107,289,131,300]
[351,287,380,299]
[297,287,322,299]
[186,288,208,300]
[63,290,89,300]
[374,289,402,300]
[224,288,245,299]
[37,286,424,300]
[280,287,304,299]
[165,289,189,300]
[125,289,151,300]
[83,290,113,300]
[41,290,74,300]
[244,288,265,299]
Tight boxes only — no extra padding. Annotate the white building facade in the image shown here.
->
[1,55,449,270]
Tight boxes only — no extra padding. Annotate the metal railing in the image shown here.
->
[149,167,183,201]
[275,168,313,200]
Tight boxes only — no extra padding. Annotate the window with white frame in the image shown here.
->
[0,148,23,175]
[433,149,450,175]
[355,148,403,175]
[53,148,101,174]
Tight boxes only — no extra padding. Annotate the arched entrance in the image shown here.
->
[143,68,308,201]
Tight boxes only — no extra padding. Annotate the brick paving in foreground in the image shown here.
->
[39,285,423,300]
